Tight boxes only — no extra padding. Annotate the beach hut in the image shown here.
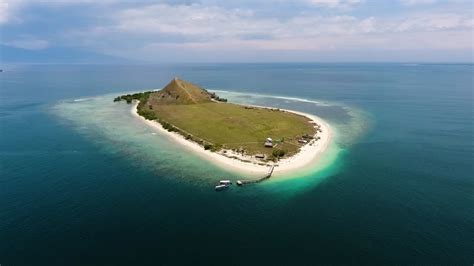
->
[264,137,273,148]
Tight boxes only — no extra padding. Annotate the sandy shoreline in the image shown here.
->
[130,101,332,177]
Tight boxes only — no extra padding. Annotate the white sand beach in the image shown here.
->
[130,101,332,177]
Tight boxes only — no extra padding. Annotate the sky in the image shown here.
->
[0,0,473,63]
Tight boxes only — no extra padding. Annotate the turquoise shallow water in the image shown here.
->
[52,90,361,190]
[0,63,472,265]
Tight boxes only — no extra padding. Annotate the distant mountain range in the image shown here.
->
[0,45,134,64]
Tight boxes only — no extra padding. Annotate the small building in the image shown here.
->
[264,137,273,148]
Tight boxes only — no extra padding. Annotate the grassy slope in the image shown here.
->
[149,78,213,105]
[130,78,316,158]
[147,102,315,156]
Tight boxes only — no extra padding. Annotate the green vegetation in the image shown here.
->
[272,148,287,159]
[209,92,227,102]
[116,78,316,159]
[115,91,157,120]
[159,119,178,132]
[114,91,152,104]
[137,109,157,120]
[147,102,314,156]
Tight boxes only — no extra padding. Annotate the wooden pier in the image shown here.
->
[236,165,275,186]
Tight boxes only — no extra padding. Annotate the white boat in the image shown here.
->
[219,180,232,185]
[215,184,230,191]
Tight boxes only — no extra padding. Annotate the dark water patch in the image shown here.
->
[1,63,472,264]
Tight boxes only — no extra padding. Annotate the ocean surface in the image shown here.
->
[0,63,472,265]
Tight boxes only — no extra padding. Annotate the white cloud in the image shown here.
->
[394,13,473,32]
[4,37,49,50]
[0,0,8,24]
[399,0,437,6]
[0,0,21,24]
[0,0,126,25]
[100,4,473,41]
[3,1,472,61]
[303,0,363,9]
[83,3,472,62]
[115,4,259,37]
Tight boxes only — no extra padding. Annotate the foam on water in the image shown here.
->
[211,89,331,106]
[52,90,370,194]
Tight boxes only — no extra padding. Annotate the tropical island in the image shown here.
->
[114,78,331,175]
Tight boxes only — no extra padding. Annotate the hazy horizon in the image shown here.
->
[1,0,473,63]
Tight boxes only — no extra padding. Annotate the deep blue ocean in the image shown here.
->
[1,63,473,265]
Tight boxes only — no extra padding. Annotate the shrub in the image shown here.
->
[159,120,177,132]
[137,109,157,120]
[208,92,227,102]
[204,144,212,150]
[272,148,286,158]
[210,144,222,152]
[114,91,153,105]
[161,121,172,130]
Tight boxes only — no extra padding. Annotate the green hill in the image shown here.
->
[117,78,317,161]
[148,78,213,105]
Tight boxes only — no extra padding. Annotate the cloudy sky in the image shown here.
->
[1,0,473,62]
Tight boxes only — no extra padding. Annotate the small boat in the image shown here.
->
[219,180,232,185]
[215,184,230,191]
[236,180,243,186]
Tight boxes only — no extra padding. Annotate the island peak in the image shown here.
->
[152,78,213,105]
[115,78,329,174]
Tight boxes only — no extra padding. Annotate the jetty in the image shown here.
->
[236,165,275,186]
